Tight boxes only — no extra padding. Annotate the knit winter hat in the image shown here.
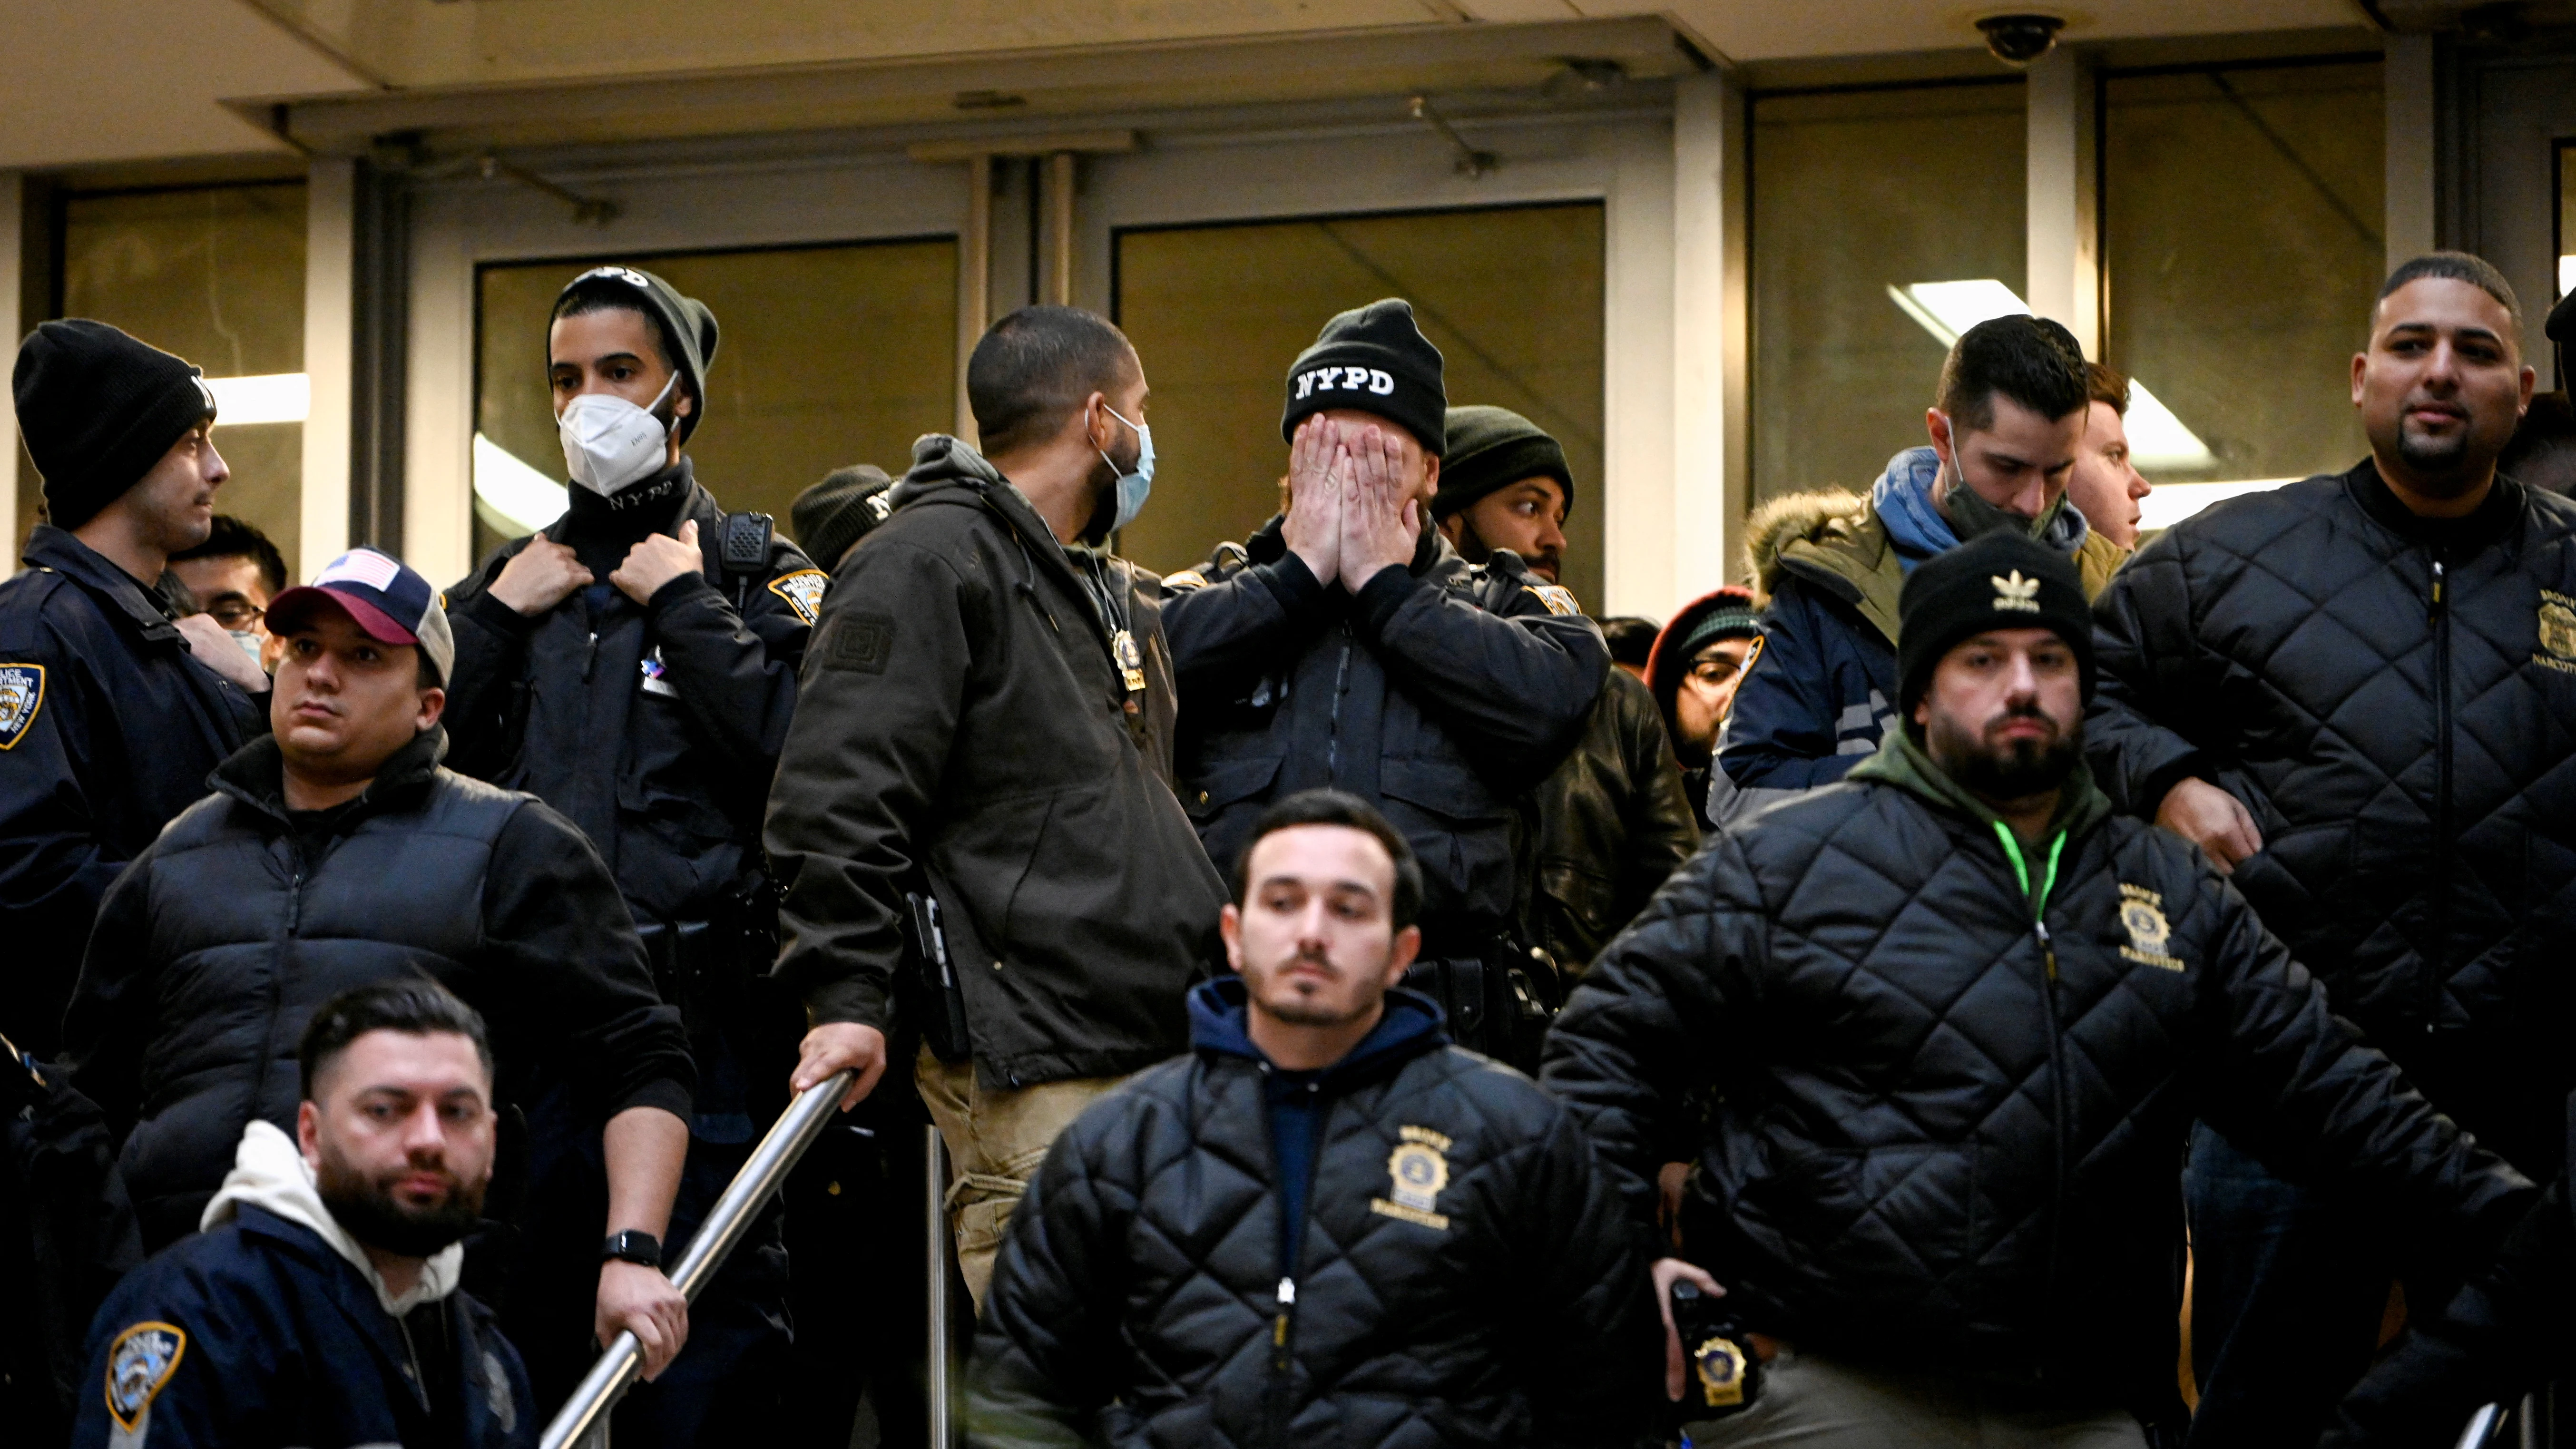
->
[791,463,897,571]
[552,265,720,442]
[1435,405,1572,521]
[12,320,216,529]
[1281,299,1446,456]
[1896,530,2095,719]
[1645,585,1762,724]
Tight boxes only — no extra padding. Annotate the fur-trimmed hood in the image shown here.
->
[1744,489,1875,606]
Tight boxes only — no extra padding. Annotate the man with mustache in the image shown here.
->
[73,979,531,1448]
[62,548,696,1388]
[2086,251,2569,1446]
[971,790,1656,1447]
[1544,531,2532,1447]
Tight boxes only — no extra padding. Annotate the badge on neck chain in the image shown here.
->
[1112,628,1147,695]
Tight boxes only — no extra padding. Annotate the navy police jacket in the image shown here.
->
[73,1204,533,1449]
[1161,516,1607,953]
[971,980,1658,1448]
[0,525,265,1056]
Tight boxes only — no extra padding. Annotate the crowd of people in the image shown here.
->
[0,247,2572,1449]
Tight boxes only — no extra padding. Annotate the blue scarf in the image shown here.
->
[1869,446,2088,573]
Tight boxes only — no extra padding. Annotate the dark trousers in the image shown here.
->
[2183,1123,2424,1449]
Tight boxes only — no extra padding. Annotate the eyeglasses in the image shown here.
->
[1687,658,1740,686]
[204,599,266,631]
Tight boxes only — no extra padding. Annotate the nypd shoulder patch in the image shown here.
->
[767,569,829,627]
[1523,584,1581,617]
[0,664,45,751]
[106,1320,186,1432]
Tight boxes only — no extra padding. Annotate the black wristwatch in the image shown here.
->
[601,1230,663,1268]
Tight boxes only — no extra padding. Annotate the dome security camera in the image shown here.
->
[1976,13,2066,66]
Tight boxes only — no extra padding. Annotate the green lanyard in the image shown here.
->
[1991,822,2067,978]
[1989,822,2065,914]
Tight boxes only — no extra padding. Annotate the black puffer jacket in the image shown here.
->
[1162,516,1608,953]
[1525,667,1698,975]
[970,979,1657,1449]
[2089,462,2576,1172]
[1543,731,2533,1418]
[2321,1101,2576,1449]
[62,729,692,1245]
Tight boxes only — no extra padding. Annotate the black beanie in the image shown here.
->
[1281,298,1446,456]
[791,463,897,570]
[1896,531,2095,719]
[552,265,720,441]
[13,320,216,529]
[1436,405,1572,520]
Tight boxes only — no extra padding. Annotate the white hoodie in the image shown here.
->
[199,1119,466,1318]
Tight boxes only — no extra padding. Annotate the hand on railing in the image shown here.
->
[539,1069,856,1449]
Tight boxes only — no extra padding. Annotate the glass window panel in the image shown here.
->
[1752,82,2027,507]
[2558,140,2573,389]
[1114,204,1606,614]
[2104,62,2384,484]
[52,182,306,564]
[474,238,959,565]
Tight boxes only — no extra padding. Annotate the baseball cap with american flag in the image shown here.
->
[265,548,456,686]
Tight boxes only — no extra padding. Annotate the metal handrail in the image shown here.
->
[539,1070,857,1449]
[2457,1402,2506,1449]
[928,1126,956,1449]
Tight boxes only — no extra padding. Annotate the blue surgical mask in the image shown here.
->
[1098,404,1155,534]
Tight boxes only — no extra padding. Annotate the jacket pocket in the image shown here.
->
[1183,754,1281,825]
[1378,757,1510,920]
[1738,1141,1973,1308]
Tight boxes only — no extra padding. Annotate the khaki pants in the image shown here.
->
[915,1046,1120,1307]
[1687,1349,2150,1449]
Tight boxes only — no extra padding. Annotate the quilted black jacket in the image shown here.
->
[2322,1111,2576,1449]
[2089,462,2576,1173]
[1542,734,2533,1417]
[970,980,1658,1449]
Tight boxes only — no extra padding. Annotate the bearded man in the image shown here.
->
[74,981,534,1448]
[1543,530,2535,1448]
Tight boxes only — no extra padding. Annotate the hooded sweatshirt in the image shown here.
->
[1184,977,1448,1273]
[200,1119,464,1319]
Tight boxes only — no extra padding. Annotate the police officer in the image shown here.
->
[0,320,269,1057]
[440,266,820,1444]
[75,980,532,1449]
[1160,300,1609,1061]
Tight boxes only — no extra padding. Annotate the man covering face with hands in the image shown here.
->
[1162,299,1609,1063]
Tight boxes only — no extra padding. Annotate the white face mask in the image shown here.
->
[227,630,265,668]
[558,373,679,497]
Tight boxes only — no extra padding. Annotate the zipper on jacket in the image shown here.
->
[1263,1070,1331,1435]
[2425,554,2452,1035]
[1991,820,2073,1346]
[1325,627,1353,776]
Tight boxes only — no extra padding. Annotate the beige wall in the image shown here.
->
[1114,203,1606,610]
[473,238,958,563]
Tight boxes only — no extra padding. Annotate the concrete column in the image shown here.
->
[302,157,356,581]
[0,173,21,570]
[1671,68,1748,604]
[2027,46,2101,357]
[2384,32,2439,273]
[1039,152,1077,306]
